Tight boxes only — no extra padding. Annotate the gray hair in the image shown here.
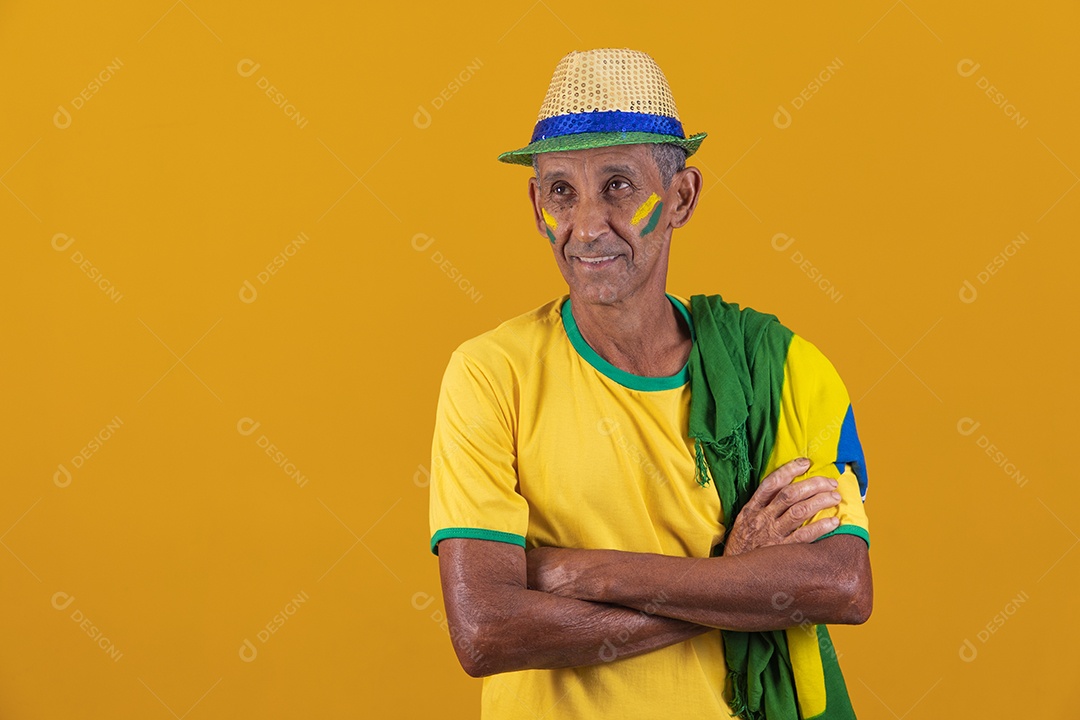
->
[532,143,687,189]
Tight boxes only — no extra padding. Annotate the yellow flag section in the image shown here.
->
[764,333,871,718]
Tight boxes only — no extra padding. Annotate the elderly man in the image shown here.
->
[428,48,872,720]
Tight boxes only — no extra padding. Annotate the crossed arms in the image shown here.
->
[437,457,873,678]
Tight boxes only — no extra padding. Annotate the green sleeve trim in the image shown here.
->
[430,527,527,556]
[814,524,870,548]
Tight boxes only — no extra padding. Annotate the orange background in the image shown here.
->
[2,2,1076,717]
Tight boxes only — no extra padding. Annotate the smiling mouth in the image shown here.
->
[574,255,620,266]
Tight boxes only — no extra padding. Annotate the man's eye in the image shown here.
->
[609,180,630,191]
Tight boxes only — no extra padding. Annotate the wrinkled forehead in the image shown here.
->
[535,145,657,183]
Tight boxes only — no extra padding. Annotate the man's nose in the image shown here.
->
[573,193,610,244]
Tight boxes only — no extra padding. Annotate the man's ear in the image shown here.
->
[667,166,703,230]
[527,176,548,239]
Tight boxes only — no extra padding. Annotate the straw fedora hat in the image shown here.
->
[498,47,707,166]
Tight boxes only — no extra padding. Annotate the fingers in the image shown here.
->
[765,472,839,526]
[777,487,842,532]
[731,458,845,553]
[746,457,813,510]
[785,516,841,545]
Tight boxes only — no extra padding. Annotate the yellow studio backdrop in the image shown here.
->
[1,2,1076,717]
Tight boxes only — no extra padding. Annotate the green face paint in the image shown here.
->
[631,193,663,237]
[639,200,663,237]
[541,208,558,244]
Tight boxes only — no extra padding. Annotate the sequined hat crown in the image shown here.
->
[497,47,707,166]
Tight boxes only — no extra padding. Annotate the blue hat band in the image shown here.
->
[530,110,686,143]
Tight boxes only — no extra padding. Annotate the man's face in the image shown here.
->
[528,144,682,307]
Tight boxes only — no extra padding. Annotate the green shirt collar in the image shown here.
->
[561,293,694,392]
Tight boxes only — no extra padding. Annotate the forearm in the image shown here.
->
[438,538,712,677]
[549,537,870,631]
[451,584,709,677]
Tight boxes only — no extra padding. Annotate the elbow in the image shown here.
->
[834,558,873,625]
[838,583,873,625]
[449,618,506,678]
[815,534,873,625]
[460,655,489,679]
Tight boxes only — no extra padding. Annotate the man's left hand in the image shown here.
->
[722,457,842,557]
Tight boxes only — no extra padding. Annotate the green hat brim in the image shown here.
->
[497,131,707,166]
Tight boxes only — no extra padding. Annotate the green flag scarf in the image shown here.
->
[686,293,857,720]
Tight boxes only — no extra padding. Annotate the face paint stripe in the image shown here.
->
[545,226,556,244]
[640,200,663,236]
[541,208,558,229]
[631,193,661,225]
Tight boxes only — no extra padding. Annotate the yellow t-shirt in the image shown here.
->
[429,292,869,720]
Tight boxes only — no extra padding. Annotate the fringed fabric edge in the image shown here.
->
[728,668,765,720]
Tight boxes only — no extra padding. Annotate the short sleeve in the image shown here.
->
[812,463,869,546]
[428,349,530,555]
[769,334,871,547]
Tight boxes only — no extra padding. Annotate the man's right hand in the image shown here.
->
[722,457,842,557]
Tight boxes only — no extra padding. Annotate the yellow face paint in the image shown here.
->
[631,193,661,225]
[541,208,558,244]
